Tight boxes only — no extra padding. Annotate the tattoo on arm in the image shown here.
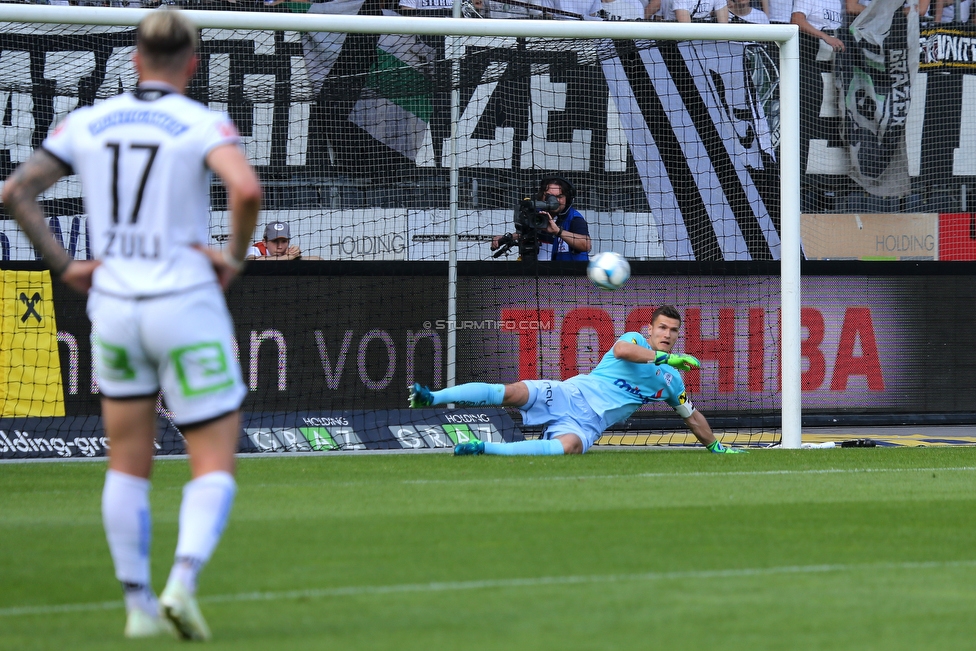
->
[3,150,72,274]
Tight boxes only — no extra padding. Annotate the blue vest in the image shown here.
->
[548,209,589,262]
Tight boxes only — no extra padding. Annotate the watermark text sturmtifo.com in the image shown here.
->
[423,319,553,331]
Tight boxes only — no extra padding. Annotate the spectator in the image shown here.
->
[601,0,645,19]
[846,0,930,18]
[764,0,795,22]
[792,0,844,51]
[247,221,303,260]
[667,0,730,21]
[729,0,770,21]
[543,0,605,18]
[932,0,970,21]
[645,0,665,19]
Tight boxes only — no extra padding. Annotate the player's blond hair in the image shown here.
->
[136,9,198,73]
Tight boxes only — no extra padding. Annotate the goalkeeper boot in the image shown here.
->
[160,578,211,641]
[409,383,435,408]
[454,439,485,456]
[125,608,174,639]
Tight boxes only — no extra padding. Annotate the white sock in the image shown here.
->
[122,582,158,616]
[168,471,237,593]
[102,470,153,609]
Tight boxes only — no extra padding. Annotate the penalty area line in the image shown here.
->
[4,559,976,618]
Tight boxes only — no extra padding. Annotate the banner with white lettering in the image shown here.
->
[1,20,976,261]
[836,0,919,197]
[602,39,780,261]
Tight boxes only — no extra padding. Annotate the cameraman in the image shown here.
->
[491,176,591,261]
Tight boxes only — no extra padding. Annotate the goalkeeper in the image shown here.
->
[410,304,745,455]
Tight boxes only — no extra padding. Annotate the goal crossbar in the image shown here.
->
[0,4,803,449]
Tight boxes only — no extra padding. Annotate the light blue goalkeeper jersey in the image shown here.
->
[564,331,690,428]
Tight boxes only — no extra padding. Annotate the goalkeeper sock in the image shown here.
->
[430,383,505,406]
[483,439,564,456]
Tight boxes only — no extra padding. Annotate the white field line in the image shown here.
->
[4,559,976,618]
[10,466,976,495]
[247,465,976,490]
[397,466,976,486]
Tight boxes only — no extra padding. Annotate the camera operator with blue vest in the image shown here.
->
[491,176,591,261]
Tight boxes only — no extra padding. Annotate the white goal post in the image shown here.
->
[0,4,802,448]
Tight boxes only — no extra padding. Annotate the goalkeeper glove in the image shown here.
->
[653,351,701,371]
[707,440,748,454]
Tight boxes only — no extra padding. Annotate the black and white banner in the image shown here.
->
[1,16,975,260]
[836,0,918,197]
[603,39,779,261]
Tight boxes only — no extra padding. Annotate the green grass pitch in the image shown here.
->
[3,447,976,651]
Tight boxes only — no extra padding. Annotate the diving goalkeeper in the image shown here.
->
[410,304,745,455]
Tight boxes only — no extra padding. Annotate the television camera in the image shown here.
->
[491,194,561,259]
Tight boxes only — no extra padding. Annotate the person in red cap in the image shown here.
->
[247,221,303,260]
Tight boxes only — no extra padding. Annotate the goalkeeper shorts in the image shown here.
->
[520,379,604,453]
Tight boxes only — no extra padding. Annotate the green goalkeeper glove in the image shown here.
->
[653,351,701,371]
[707,440,748,454]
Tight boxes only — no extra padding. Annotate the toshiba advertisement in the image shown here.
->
[34,267,976,416]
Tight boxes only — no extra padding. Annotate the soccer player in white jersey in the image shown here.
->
[410,305,745,455]
[2,9,261,641]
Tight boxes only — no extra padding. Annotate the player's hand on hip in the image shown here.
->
[59,260,101,294]
[194,245,241,291]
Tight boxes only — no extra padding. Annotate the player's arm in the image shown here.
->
[613,340,700,370]
[679,402,745,453]
[2,149,99,293]
[791,11,845,50]
[204,143,262,287]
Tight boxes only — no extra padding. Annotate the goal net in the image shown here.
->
[0,5,803,457]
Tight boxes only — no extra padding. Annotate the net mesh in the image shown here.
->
[0,12,792,455]
[20,5,965,455]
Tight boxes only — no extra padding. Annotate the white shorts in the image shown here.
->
[87,284,246,427]
[520,380,604,453]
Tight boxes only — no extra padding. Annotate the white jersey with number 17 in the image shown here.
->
[42,89,240,298]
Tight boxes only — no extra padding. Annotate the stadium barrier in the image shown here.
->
[3,260,976,459]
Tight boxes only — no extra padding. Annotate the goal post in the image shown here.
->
[0,5,802,452]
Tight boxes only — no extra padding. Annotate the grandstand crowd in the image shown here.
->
[4,0,971,26]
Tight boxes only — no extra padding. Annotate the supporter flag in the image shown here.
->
[602,40,781,260]
[836,0,920,196]
[302,5,435,164]
[349,27,436,164]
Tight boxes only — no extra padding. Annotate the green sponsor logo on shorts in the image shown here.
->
[299,427,339,451]
[442,424,477,445]
[98,339,136,381]
[171,342,234,397]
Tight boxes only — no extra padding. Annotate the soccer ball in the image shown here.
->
[587,251,630,290]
